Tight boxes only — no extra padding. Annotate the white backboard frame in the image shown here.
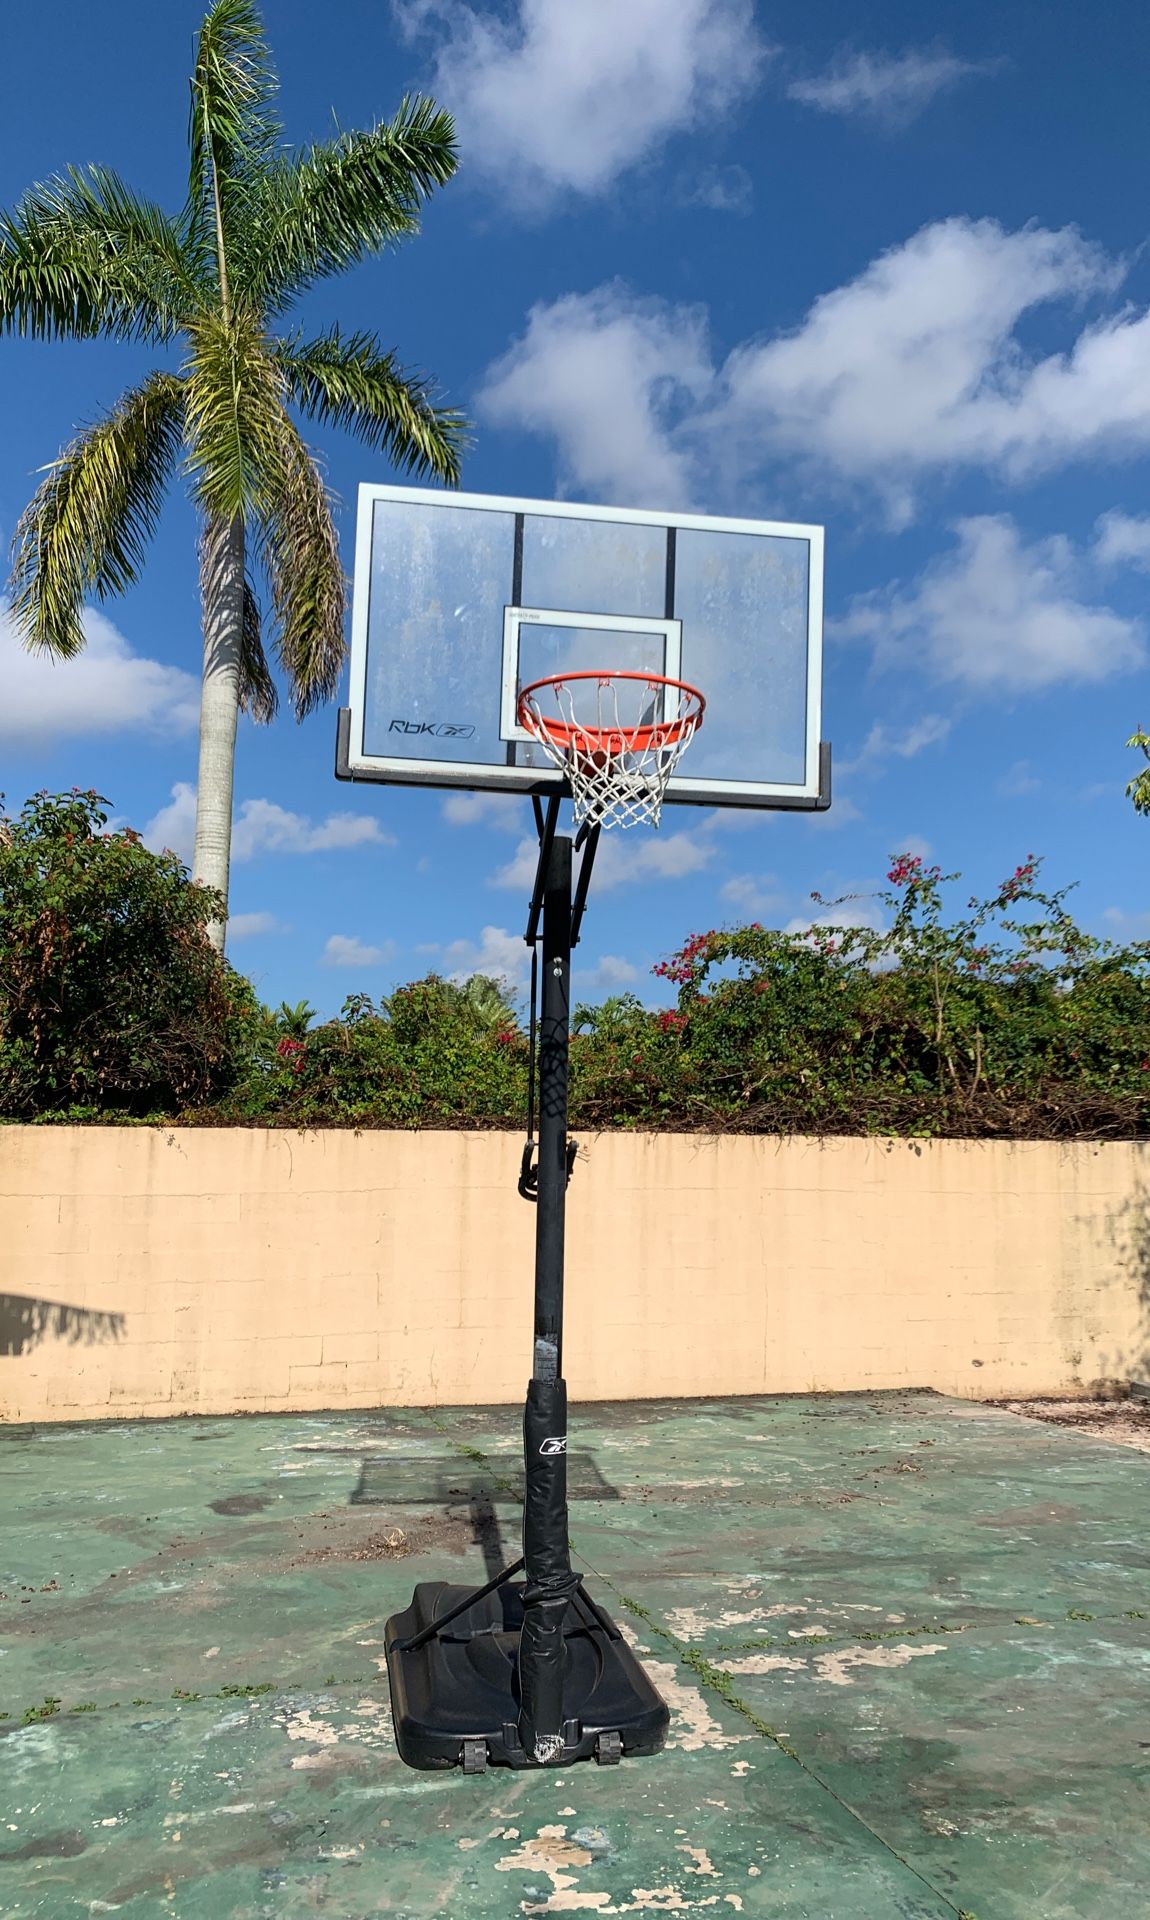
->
[499,608,683,744]
[337,484,829,812]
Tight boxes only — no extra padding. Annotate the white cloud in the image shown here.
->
[480,287,711,506]
[893,834,932,861]
[396,0,767,204]
[713,218,1126,514]
[997,760,1042,798]
[720,872,785,918]
[322,934,396,967]
[142,785,198,860]
[785,893,886,938]
[442,924,531,990]
[1095,511,1150,570]
[807,794,864,829]
[835,515,1146,693]
[788,48,995,127]
[1103,907,1150,939]
[595,827,717,888]
[492,820,720,894]
[491,836,545,893]
[674,163,753,214]
[840,715,951,775]
[143,784,395,865]
[441,791,524,831]
[0,604,198,746]
[581,954,640,991]
[483,218,1150,517]
[227,911,284,939]
[232,800,395,861]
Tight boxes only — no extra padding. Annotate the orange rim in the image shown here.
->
[516,670,705,754]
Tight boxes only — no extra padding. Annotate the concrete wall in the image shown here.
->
[1,1128,1148,1423]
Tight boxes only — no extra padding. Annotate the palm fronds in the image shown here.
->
[183,308,288,523]
[5,1,465,729]
[189,0,280,210]
[198,513,277,721]
[239,571,277,720]
[254,413,346,719]
[277,326,467,481]
[0,167,198,341]
[246,98,457,308]
[9,371,186,655]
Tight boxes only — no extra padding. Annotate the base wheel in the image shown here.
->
[595,1730,623,1765]
[461,1737,489,1774]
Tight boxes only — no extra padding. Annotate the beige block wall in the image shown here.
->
[1,1127,1147,1423]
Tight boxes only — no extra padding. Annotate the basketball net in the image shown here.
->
[517,672,705,831]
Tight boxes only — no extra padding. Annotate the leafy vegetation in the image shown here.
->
[1127,728,1150,817]
[206,975,528,1129]
[588,852,1150,1139]
[201,850,1150,1140]
[0,790,255,1118]
[2,797,1147,1139]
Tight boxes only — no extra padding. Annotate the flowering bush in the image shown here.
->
[622,853,1150,1138]
[183,850,1150,1138]
[9,804,1146,1142]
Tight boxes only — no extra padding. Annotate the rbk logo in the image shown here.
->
[539,1436,567,1456]
[389,718,477,739]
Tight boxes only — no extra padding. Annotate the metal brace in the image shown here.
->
[518,1139,577,1202]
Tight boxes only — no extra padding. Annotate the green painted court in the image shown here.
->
[3,1392,1147,1917]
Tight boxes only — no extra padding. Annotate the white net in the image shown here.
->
[518,673,704,831]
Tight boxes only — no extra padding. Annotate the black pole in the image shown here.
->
[517,831,580,1763]
[569,823,601,949]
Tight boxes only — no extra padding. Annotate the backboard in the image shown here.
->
[336,485,829,812]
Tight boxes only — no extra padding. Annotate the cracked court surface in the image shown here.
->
[2,1391,1148,1918]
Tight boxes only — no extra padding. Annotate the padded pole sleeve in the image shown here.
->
[518,1377,579,1762]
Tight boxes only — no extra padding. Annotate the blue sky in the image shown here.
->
[3,0,1148,1015]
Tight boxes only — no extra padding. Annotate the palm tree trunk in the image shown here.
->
[193,513,244,954]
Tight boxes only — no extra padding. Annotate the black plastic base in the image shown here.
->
[385,1580,670,1771]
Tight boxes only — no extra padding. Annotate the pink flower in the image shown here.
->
[887,853,924,887]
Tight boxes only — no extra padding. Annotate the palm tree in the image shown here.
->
[0,0,464,950]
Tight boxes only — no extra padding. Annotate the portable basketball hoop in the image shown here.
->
[517,670,705,830]
[337,483,830,1776]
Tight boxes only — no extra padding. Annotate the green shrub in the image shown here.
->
[0,790,256,1118]
[6,808,1147,1142]
[626,853,1150,1138]
[209,973,529,1128]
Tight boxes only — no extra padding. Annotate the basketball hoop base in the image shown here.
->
[385,1579,669,1771]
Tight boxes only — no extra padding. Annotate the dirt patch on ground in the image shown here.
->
[994,1397,1150,1453]
[291,1512,476,1565]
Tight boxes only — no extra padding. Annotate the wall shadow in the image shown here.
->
[0,1294,126,1358]
[1096,1178,1150,1385]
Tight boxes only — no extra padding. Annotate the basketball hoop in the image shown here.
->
[517,671,705,830]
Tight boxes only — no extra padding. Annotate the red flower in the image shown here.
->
[887,853,924,887]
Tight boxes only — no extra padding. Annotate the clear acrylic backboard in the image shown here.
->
[336,485,829,812]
